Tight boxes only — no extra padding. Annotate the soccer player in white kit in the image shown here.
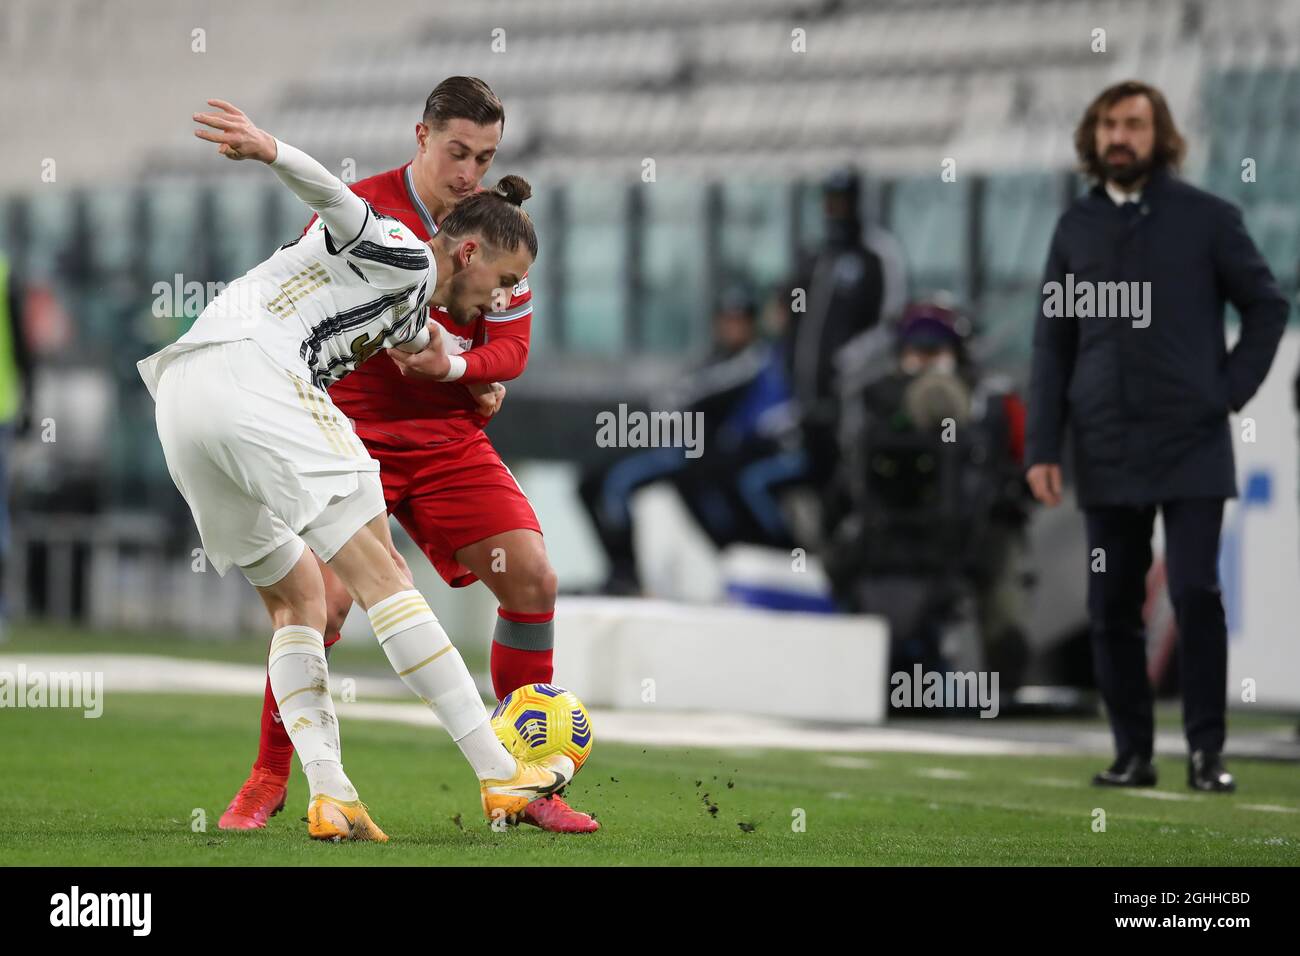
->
[138,100,572,840]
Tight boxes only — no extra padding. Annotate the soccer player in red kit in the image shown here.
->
[219,77,597,834]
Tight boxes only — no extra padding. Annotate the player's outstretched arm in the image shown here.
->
[192,98,278,162]
[193,98,368,248]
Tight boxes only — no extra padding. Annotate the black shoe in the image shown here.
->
[1188,750,1236,793]
[1092,753,1157,787]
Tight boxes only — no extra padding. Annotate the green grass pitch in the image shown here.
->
[3,688,1299,866]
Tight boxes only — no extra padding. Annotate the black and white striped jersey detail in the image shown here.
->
[350,240,430,271]
[299,280,427,386]
[309,311,418,388]
[322,201,372,256]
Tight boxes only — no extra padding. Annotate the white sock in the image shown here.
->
[455,720,518,781]
[368,590,518,780]
[267,625,356,801]
[303,759,354,800]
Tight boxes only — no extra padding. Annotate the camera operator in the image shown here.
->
[824,301,1032,686]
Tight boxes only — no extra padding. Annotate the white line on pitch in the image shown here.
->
[1123,790,1199,802]
[1238,803,1298,814]
[915,767,971,780]
[821,756,878,770]
[1024,777,1080,789]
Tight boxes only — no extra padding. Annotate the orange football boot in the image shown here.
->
[307,794,389,843]
[480,754,574,826]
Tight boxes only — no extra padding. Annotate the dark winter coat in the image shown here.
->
[1026,169,1289,506]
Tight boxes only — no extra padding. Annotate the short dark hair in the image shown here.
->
[1074,80,1187,180]
[422,76,504,132]
[439,175,538,259]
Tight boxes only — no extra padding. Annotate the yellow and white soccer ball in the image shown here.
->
[491,683,593,774]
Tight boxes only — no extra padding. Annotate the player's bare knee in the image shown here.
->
[504,558,557,612]
[535,562,559,609]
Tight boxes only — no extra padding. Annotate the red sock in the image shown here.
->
[491,608,555,700]
[253,673,293,777]
[253,630,342,777]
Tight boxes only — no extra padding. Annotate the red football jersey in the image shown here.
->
[312,162,534,445]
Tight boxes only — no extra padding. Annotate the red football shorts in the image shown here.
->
[359,429,542,588]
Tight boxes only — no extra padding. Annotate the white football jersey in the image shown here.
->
[139,140,434,396]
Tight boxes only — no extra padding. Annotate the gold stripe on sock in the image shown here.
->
[370,595,430,632]
[374,606,436,644]
[397,643,453,677]
[277,684,324,708]
[369,592,427,621]
[270,636,324,654]
[273,627,321,641]
[269,645,324,661]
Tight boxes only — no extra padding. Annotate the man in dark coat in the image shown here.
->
[1026,81,1289,792]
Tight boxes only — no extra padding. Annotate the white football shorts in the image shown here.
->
[143,339,386,585]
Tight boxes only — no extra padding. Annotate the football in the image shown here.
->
[491,683,593,774]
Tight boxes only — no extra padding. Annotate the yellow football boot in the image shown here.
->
[307,794,389,843]
[480,754,575,826]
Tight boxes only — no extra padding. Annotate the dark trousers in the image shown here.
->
[1084,498,1228,758]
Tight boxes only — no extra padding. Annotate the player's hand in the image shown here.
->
[1026,463,1063,507]
[387,319,451,379]
[193,99,278,163]
[466,381,506,418]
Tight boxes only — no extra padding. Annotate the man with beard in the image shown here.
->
[1026,81,1289,792]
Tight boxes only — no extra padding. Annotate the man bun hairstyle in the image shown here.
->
[491,174,531,206]
[440,175,538,259]
[423,76,505,131]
